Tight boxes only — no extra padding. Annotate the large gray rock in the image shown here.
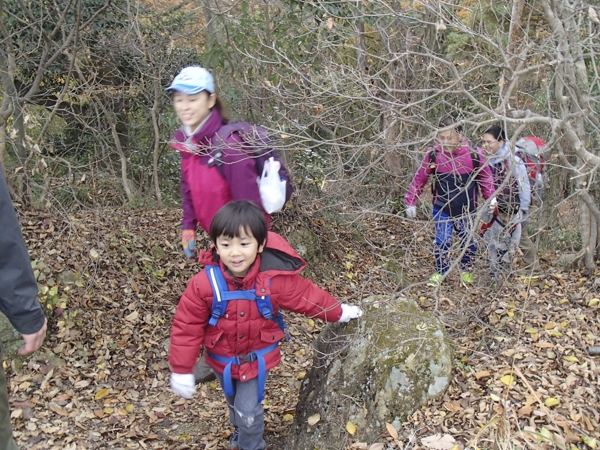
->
[285,295,453,449]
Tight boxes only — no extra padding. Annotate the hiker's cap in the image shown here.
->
[166,66,215,95]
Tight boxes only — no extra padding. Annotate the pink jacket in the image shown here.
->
[171,109,267,232]
[405,143,495,215]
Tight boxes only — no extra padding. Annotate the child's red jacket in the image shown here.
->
[169,232,343,381]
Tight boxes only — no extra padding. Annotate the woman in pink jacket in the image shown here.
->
[404,117,495,286]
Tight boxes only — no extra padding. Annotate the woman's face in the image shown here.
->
[481,133,503,157]
[436,129,462,153]
[173,91,217,130]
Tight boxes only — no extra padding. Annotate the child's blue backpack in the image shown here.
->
[209,122,294,207]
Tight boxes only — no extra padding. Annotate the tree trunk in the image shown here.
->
[151,74,163,207]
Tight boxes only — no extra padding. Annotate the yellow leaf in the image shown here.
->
[588,298,599,307]
[506,311,514,317]
[346,421,357,435]
[564,355,579,362]
[525,328,539,334]
[346,273,353,279]
[544,322,557,330]
[103,407,114,414]
[345,261,353,270]
[500,375,515,386]
[539,427,553,442]
[307,319,315,327]
[125,404,135,413]
[544,398,560,407]
[386,422,399,440]
[549,330,563,337]
[283,414,294,421]
[508,301,516,307]
[581,435,597,449]
[296,371,306,380]
[559,298,569,304]
[95,388,110,400]
[307,413,320,426]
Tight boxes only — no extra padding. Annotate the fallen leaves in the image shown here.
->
[7,208,600,450]
[421,433,456,450]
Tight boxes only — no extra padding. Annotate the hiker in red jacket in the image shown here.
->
[169,201,362,450]
[405,116,495,286]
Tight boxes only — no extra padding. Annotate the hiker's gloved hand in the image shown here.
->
[170,373,195,399]
[339,304,363,322]
[182,229,196,259]
[488,197,497,214]
[405,206,416,219]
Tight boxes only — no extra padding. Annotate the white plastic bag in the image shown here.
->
[257,157,287,213]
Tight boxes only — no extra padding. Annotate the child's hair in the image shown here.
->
[438,116,463,133]
[484,124,506,142]
[210,201,267,245]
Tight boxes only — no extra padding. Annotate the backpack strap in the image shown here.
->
[208,342,279,403]
[469,148,480,169]
[206,266,256,326]
[206,266,290,340]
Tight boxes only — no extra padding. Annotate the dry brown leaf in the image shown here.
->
[422,434,456,450]
[386,422,399,440]
[307,413,320,426]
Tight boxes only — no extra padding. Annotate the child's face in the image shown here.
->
[173,91,217,130]
[215,227,266,278]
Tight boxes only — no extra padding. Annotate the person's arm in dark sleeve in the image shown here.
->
[0,167,46,340]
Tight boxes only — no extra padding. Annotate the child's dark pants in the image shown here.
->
[215,372,268,450]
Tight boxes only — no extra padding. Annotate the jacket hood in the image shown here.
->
[198,231,306,281]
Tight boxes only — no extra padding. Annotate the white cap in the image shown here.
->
[166,66,215,94]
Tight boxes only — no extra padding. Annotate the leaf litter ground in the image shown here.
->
[7,207,600,450]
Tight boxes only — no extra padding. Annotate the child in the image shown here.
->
[168,201,363,450]
[481,203,522,279]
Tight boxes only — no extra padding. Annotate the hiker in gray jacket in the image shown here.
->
[0,166,47,449]
[481,125,540,273]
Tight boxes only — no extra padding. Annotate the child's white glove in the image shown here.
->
[170,373,196,399]
[339,304,363,322]
[405,206,416,219]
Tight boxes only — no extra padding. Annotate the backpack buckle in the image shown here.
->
[238,352,257,364]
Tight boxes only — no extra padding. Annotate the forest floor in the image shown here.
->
[6,205,600,450]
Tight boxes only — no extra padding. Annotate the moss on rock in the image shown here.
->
[285,295,454,449]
